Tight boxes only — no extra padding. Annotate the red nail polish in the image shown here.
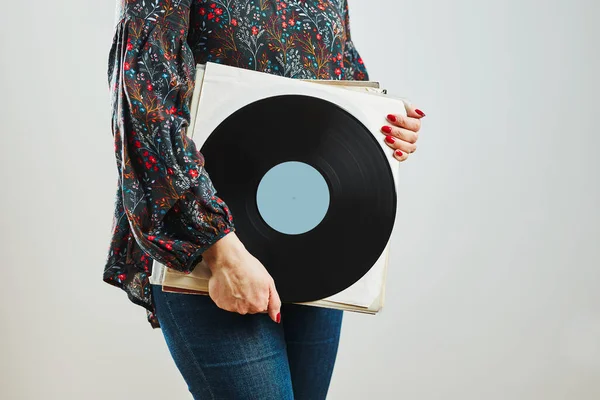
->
[395,150,403,157]
[415,109,426,117]
[386,114,397,122]
[276,312,281,323]
[385,135,395,144]
[382,126,392,134]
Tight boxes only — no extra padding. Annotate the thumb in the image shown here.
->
[267,281,282,323]
[403,100,426,119]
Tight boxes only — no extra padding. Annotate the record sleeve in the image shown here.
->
[153,63,408,314]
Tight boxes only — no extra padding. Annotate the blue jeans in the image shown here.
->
[151,284,344,399]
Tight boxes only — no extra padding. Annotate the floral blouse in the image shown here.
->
[103,0,369,329]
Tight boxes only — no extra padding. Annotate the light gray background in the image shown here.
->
[1,0,598,399]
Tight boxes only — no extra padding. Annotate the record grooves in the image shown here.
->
[200,95,397,303]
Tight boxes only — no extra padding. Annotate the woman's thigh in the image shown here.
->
[281,303,344,400]
[151,284,294,400]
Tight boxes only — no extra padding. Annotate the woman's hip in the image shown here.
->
[150,283,343,399]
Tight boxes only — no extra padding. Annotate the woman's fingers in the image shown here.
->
[267,281,282,323]
[383,134,416,155]
[381,126,418,154]
[382,104,425,163]
[385,113,421,133]
[381,125,418,144]
[403,102,426,118]
[392,149,409,162]
[386,102,426,132]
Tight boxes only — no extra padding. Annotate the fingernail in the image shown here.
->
[386,114,397,122]
[415,109,426,117]
[382,126,392,134]
[276,312,281,323]
[395,150,403,157]
[385,135,395,144]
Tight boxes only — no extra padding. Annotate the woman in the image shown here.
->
[103,0,425,398]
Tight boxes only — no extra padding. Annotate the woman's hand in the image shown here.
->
[203,232,282,323]
[381,103,426,162]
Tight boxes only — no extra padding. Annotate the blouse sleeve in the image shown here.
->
[107,0,235,279]
[341,0,370,81]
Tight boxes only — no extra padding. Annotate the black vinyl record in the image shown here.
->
[200,95,396,303]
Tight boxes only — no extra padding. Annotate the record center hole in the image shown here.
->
[256,161,330,235]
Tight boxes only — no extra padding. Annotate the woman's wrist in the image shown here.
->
[203,231,246,272]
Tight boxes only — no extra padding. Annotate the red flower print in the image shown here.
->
[149,156,156,163]
[335,68,342,75]
[208,12,215,20]
[189,168,199,178]
[167,167,174,175]
[336,53,342,61]
[118,273,127,281]
[126,42,133,51]
[316,33,322,40]
[215,8,223,15]
[124,62,130,70]
[210,3,216,8]
[148,236,156,241]
[282,22,287,28]
[289,18,295,26]
[166,106,177,114]
[199,8,206,15]
[358,57,364,64]
[252,26,259,35]
[165,243,173,250]
[318,4,325,10]
[147,84,153,91]
[145,161,152,169]
[231,18,238,26]
[216,17,220,22]
[134,141,141,148]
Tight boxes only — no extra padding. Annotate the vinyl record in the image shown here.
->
[200,95,396,302]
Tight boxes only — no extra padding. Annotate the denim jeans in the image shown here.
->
[151,284,344,400]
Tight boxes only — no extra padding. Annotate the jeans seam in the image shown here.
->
[163,294,215,400]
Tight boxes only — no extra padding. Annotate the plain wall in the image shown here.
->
[0,0,598,399]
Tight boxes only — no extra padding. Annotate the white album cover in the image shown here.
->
[154,62,407,313]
